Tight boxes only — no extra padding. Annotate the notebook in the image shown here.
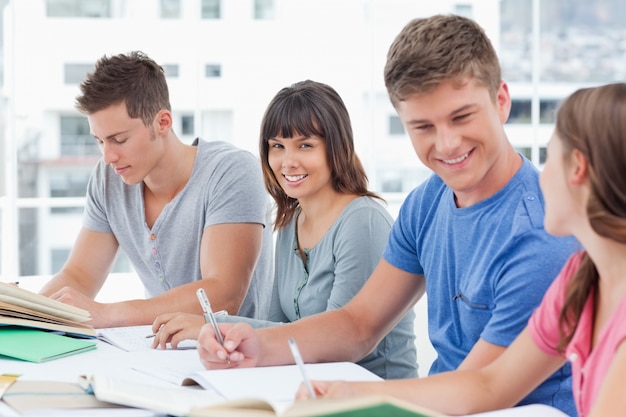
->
[0,327,96,362]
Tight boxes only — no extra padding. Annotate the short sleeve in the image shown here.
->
[528,251,585,357]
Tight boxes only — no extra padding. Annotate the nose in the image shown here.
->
[281,147,298,169]
[435,126,461,155]
[100,141,119,165]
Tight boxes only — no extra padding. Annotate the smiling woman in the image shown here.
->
[151,80,419,380]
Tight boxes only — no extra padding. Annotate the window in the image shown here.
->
[454,4,473,19]
[507,99,531,124]
[162,64,179,78]
[254,0,274,20]
[160,0,180,19]
[388,115,405,135]
[46,0,110,18]
[540,99,560,124]
[181,115,194,136]
[64,63,93,85]
[60,116,99,157]
[205,64,221,78]
[515,146,532,160]
[50,248,70,272]
[201,0,220,19]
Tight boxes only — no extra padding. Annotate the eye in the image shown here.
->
[414,124,432,131]
[453,113,471,123]
[268,141,283,149]
[299,143,313,149]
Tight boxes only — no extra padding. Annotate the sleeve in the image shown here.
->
[383,187,423,275]
[528,252,583,357]
[82,160,112,233]
[325,203,393,310]
[203,150,270,228]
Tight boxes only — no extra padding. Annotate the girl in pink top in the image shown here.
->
[301,83,626,417]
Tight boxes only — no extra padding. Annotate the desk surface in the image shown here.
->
[0,339,204,416]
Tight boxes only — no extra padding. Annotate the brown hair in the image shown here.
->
[384,14,501,107]
[259,80,381,229]
[556,83,626,352]
[75,51,171,126]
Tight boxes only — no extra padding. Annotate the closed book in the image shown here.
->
[0,328,96,363]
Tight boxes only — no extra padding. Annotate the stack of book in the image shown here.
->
[0,281,95,337]
[0,281,97,362]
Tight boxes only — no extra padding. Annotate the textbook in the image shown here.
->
[0,328,96,362]
[87,362,384,416]
[0,281,95,337]
[87,376,566,417]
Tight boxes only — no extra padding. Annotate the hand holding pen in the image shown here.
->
[288,337,316,399]
[196,288,227,351]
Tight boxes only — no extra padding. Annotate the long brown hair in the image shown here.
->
[556,83,626,352]
[259,80,381,230]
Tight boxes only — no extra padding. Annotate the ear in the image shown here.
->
[496,81,512,124]
[569,148,588,185]
[154,109,173,135]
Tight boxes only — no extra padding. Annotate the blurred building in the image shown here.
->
[2,0,624,276]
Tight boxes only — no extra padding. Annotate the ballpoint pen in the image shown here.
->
[196,288,225,346]
[288,337,316,399]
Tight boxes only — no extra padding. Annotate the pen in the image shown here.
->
[196,288,224,346]
[288,337,316,399]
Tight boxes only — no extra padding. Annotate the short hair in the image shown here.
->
[259,80,381,229]
[75,51,171,126]
[384,14,502,107]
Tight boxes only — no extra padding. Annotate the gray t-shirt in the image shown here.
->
[218,196,418,379]
[83,138,274,319]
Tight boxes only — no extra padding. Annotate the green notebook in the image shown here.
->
[0,327,96,363]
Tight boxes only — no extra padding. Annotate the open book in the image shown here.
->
[86,371,568,417]
[87,362,384,416]
[0,281,95,337]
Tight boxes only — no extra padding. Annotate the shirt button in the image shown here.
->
[155,261,161,269]
[526,196,535,201]
[152,248,157,255]
[158,276,164,282]
[150,234,156,240]
[569,353,578,362]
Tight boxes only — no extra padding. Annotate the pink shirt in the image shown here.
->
[528,251,626,417]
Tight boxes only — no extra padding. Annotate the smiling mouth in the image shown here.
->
[284,174,307,182]
[442,150,472,165]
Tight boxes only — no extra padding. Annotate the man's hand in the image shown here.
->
[151,312,205,349]
[48,287,109,327]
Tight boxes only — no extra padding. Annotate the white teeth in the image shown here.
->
[443,152,470,164]
[285,174,307,181]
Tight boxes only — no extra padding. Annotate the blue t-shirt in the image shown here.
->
[383,156,580,416]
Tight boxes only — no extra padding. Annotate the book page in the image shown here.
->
[183,362,382,404]
[89,375,243,417]
[0,282,90,322]
[97,325,197,352]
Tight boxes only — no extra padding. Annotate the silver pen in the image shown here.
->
[288,337,316,398]
[196,288,225,346]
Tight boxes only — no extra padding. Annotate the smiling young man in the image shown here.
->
[39,51,274,328]
[196,15,579,415]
